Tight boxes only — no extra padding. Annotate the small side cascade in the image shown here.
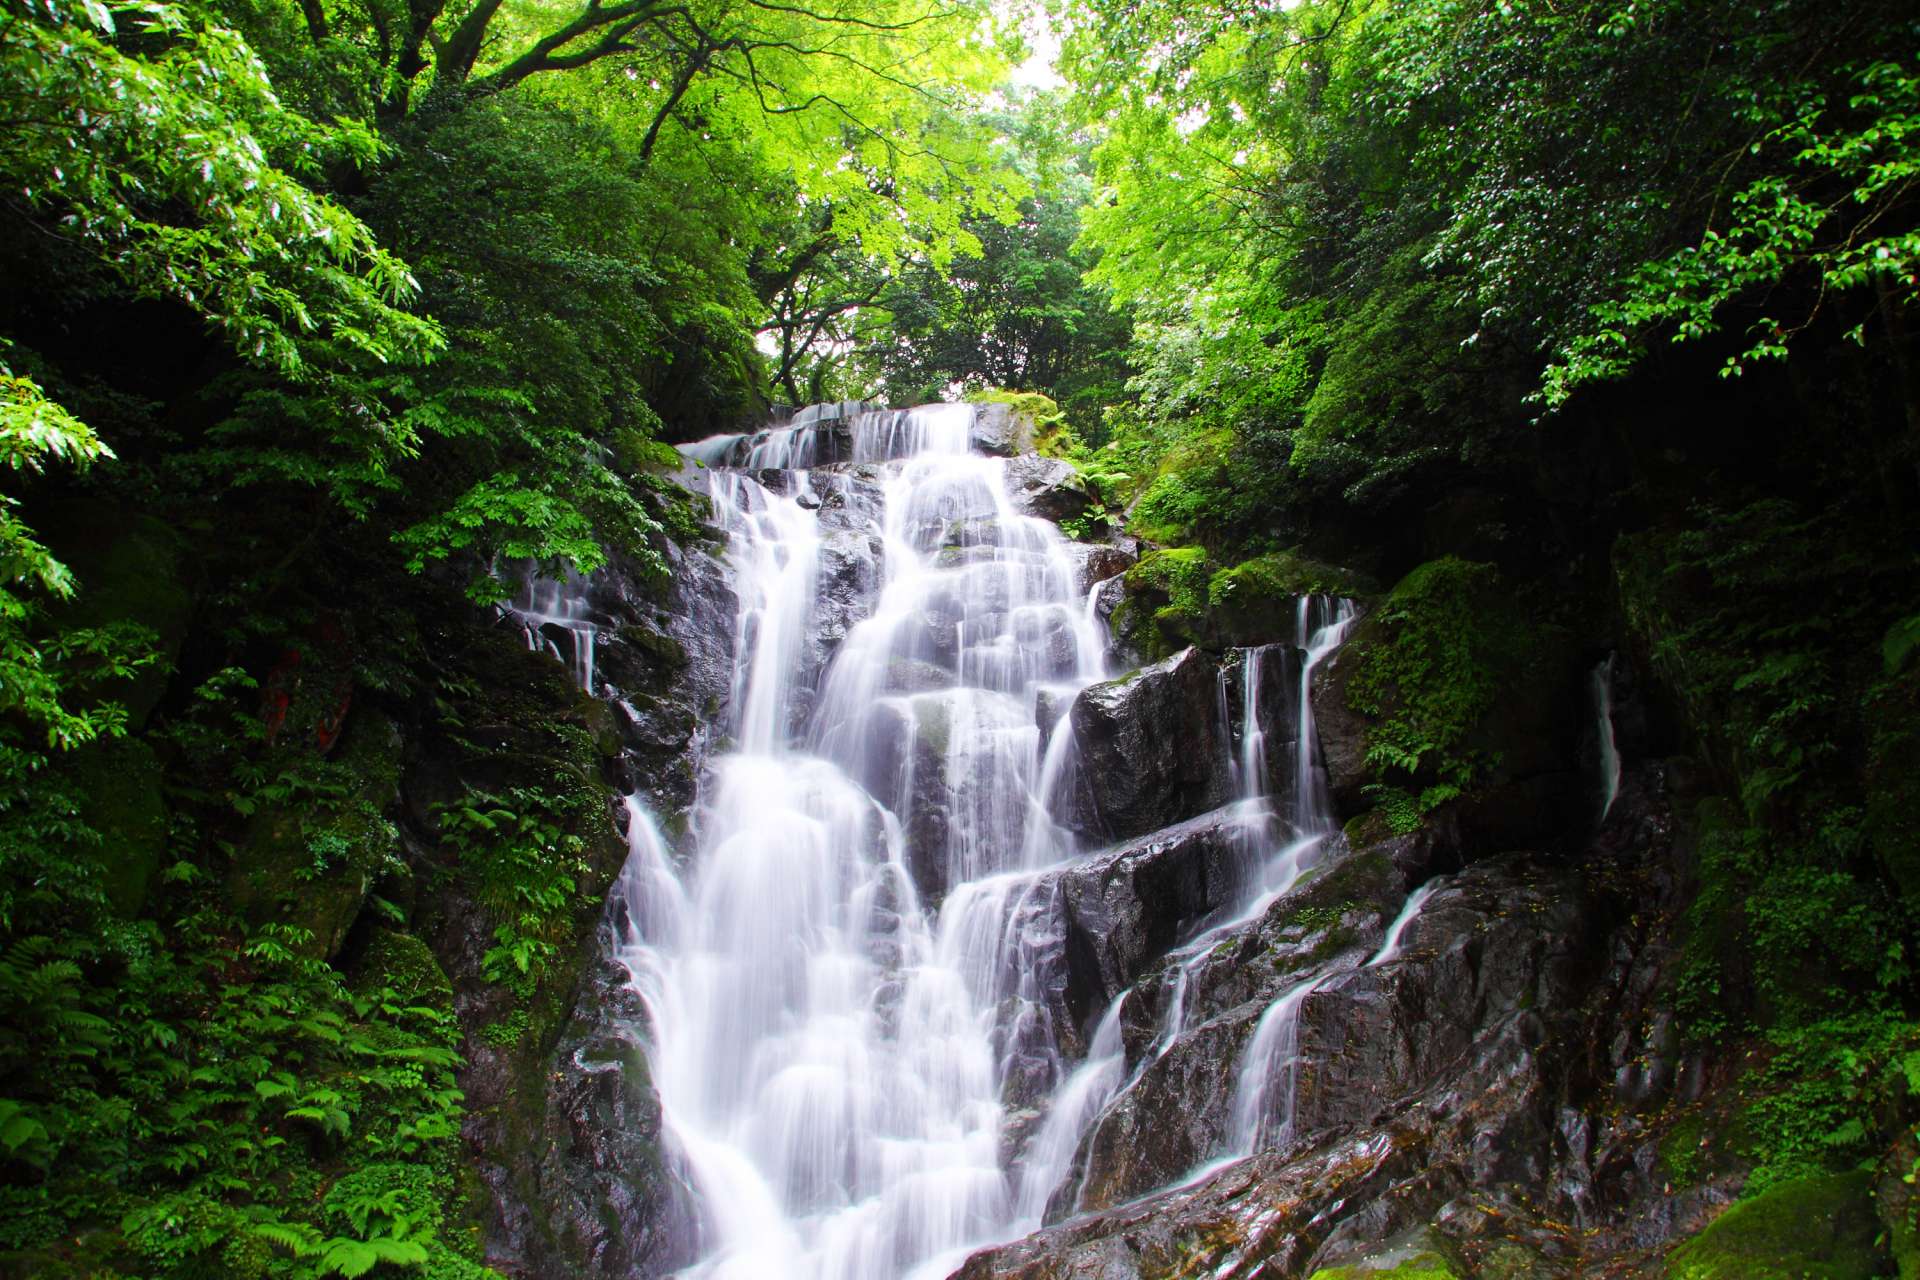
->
[1592,651,1623,823]
[1031,601,1362,1215]
[1220,598,1369,1159]
[1010,996,1128,1229]
[1367,875,1448,968]
[503,568,600,692]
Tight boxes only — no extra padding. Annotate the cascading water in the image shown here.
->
[1223,600,1364,1158]
[506,568,600,692]
[610,405,1110,1280]
[1021,602,1367,1218]
[1592,652,1623,823]
[548,402,1413,1276]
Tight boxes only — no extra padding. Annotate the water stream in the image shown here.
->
[548,405,1417,1277]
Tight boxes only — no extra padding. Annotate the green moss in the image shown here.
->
[1345,557,1528,818]
[1308,1260,1461,1280]
[227,711,406,957]
[969,388,1079,459]
[352,928,455,1007]
[1309,1230,1468,1280]
[1121,547,1214,657]
[66,737,168,916]
[1664,1171,1884,1279]
[1661,1112,1708,1185]
[1207,550,1376,643]
[620,623,687,673]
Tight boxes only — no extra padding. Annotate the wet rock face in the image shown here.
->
[1004,454,1093,525]
[1056,846,1398,1216]
[1307,636,1378,818]
[1055,808,1261,1022]
[955,1131,1436,1280]
[957,768,1711,1280]
[1062,648,1231,841]
[592,539,737,818]
[501,947,701,1279]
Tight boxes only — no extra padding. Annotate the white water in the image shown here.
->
[1592,652,1622,823]
[1367,875,1447,968]
[611,405,1112,1280]
[506,568,599,692]
[1221,600,1366,1158]
[552,404,1402,1271]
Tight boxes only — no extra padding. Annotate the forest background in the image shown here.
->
[1,0,1917,1271]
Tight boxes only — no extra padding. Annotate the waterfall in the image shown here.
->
[1367,875,1446,968]
[548,402,1403,1272]
[608,405,1108,1280]
[505,568,600,692]
[1592,652,1622,823]
[1221,600,1361,1158]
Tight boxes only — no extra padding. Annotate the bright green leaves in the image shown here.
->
[0,356,154,758]
[1544,44,1920,402]
[0,0,441,378]
[435,788,590,989]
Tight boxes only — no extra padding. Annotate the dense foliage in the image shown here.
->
[1058,0,1920,1219]
[3,0,1918,1266]
[0,0,1028,1268]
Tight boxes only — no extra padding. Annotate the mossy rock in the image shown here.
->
[969,389,1077,459]
[1117,547,1213,659]
[1338,556,1583,850]
[1309,1260,1463,1280]
[1310,1226,1469,1279]
[351,928,455,1008]
[66,736,168,916]
[1663,1171,1885,1279]
[1206,550,1378,646]
[620,623,687,671]
[40,502,193,728]
[227,710,404,957]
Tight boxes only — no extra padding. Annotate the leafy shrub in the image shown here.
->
[1346,558,1517,819]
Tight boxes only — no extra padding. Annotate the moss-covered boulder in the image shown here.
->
[40,502,193,727]
[1312,557,1586,854]
[1206,550,1377,646]
[227,709,405,958]
[1112,546,1213,660]
[1663,1171,1886,1279]
[968,389,1079,459]
[349,927,455,1007]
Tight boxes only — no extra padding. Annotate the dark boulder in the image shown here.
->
[501,947,701,1279]
[1004,454,1092,525]
[1061,648,1231,841]
[1056,807,1263,1021]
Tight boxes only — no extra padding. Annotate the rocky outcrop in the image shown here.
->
[1004,454,1092,525]
[1061,648,1231,841]
[970,402,1036,456]
[960,762,1745,1278]
[507,944,700,1279]
[1057,845,1400,1215]
[1055,807,1263,1022]
[1308,639,1376,818]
